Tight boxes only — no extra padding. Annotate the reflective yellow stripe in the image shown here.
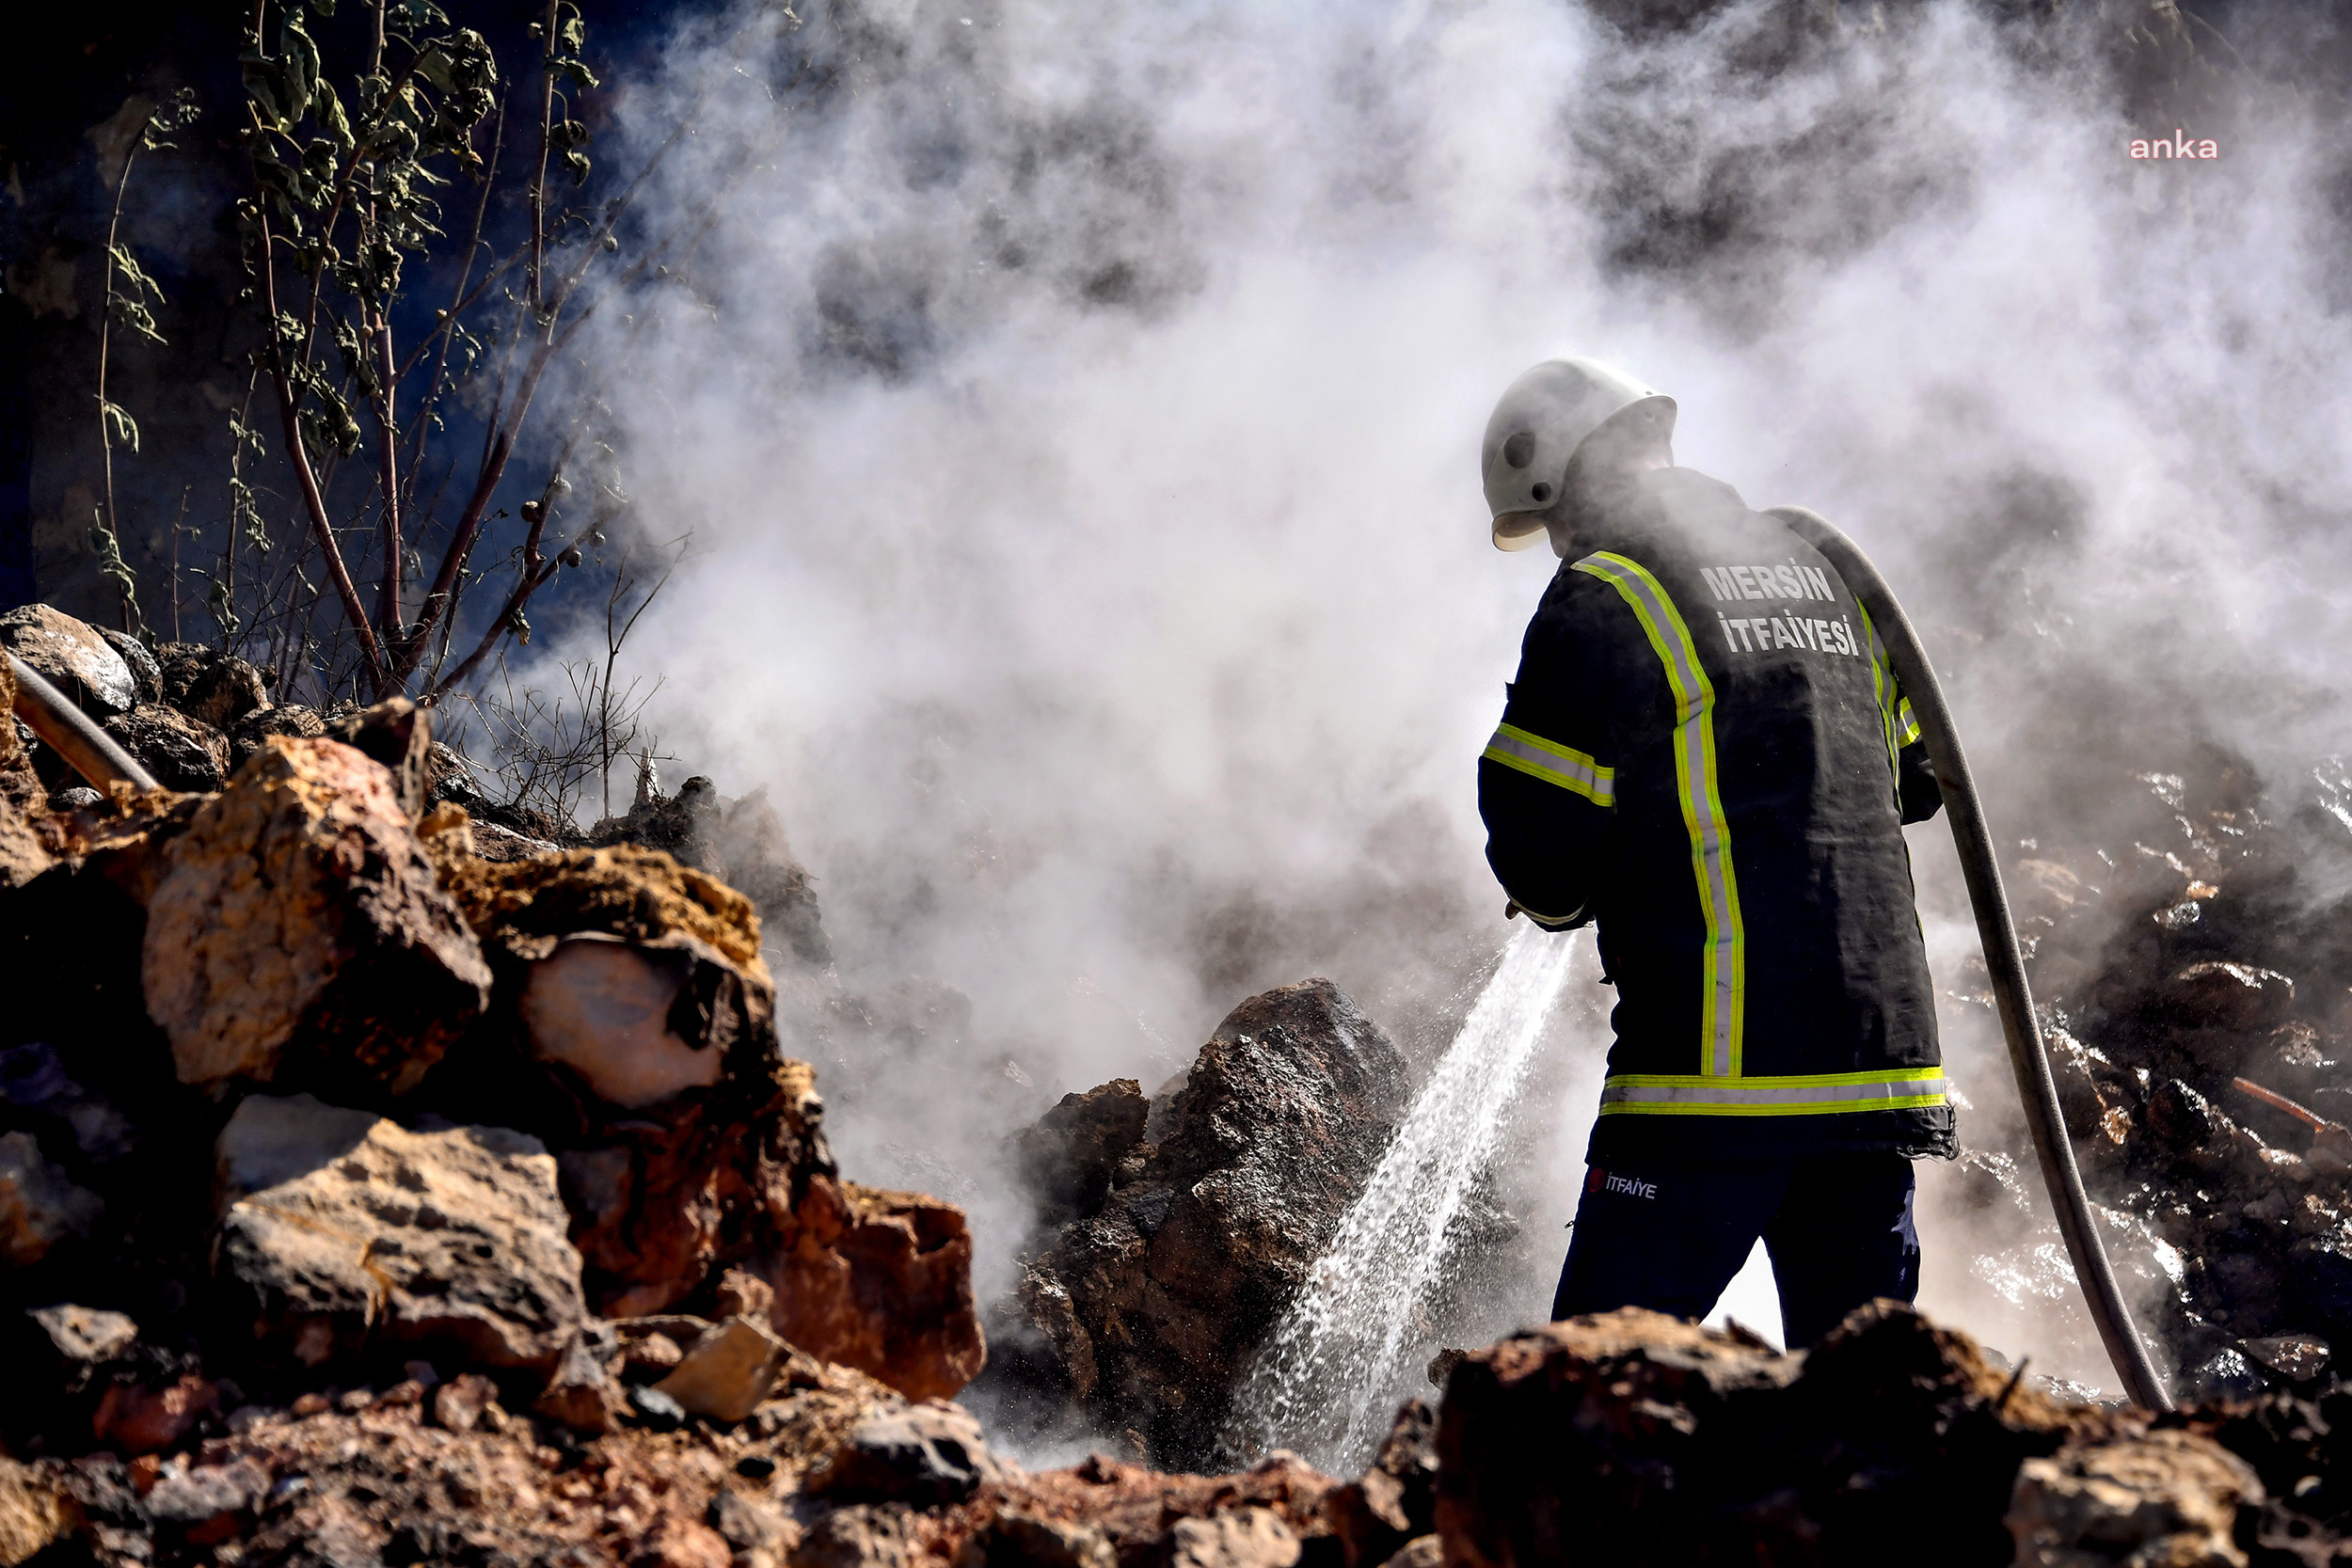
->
[1897,696,1921,747]
[1573,550,1743,1077]
[1482,723,1615,806]
[1598,1068,1947,1117]
[1855,604,1905,796]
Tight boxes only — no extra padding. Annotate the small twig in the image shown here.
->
[170,483,191,644]
[1994,1356,2030,1416]
[2232,1076,2337,1133]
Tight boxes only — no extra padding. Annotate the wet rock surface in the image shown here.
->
[987,978,1410,1468]
[1980,755,2352,1403]
[1014,1079,1149,1229]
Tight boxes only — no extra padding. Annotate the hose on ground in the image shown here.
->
[1768,505,2174,1413]
[7,650,162,794]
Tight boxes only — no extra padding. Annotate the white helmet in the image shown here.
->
[1481,358,1677,550]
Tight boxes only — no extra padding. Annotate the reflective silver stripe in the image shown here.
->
[1483,728,1614,805]
[1574,551,1743,1078]
[1600,1074,1946,1108]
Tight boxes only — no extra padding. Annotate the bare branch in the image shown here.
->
[257,211,390,692]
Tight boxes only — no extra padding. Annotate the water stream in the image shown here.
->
[1223,923,1583,1471]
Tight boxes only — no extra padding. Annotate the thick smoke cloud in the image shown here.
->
[540,0,2352,1403]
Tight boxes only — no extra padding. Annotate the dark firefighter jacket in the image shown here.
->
[1478,467,1956,1164]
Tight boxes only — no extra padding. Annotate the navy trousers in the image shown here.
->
[1549,1152,1919,1348]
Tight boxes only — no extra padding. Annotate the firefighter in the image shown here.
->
[1474,357,1954,1348]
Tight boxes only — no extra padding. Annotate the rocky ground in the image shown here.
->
[1947,747,2352,1405]
[978,980,1410,1471]
[16,602,2352,1566]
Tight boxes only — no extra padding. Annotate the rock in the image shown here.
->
[40,780,208,905]
[654,1314,787,1424]
[709,788,833,969]
[532,1324,628,1433]
[1434,1304,2110,1568]
[449,842,770,977]
[632,1386,688,1431]
[790,1504,915,1568]
[625,1331,687,1380]
[92,1373,217,1454]
[421,799,562,869]
[2147,1078,2224,1155]
[519,935,731,1107]
[101,704,229,793]
[142,736,491,1097]
[717,1265,774,1321]
[1160,1509,1300,1568]
[0,673,50,882]
[0,797,49,891]
[97,630,161,706]
[214,1093,588,1375]
[328,698,432,820]
[814,1402,1007,1504]
[1330,1402,1438,1567]
[2241,1335,2328,1382]
[143,1457,268,1528]
[22,1304,140,1371]
[1016,1078,1149,1226]
[710,1487,795,1560]
[225,702,326,770]
[1434,1309,1800,1568]
[0,605,137,716]
[7,1069,138,1164]
[1377,1541,1440,1568]
[0,1305,150,1453]
[757,1173,986,1402]
[430,1372,504,1433]
[470,816,564,863]
[158,647,270,729]
[0,1129,103,1264]
[640,1516,736,1568]
[987,1452,1342,1564]
[591,782,832,969]
[955,1512,1117,1568]
[443,844,776,1127]
[2163,961,2296,1031]
[2007,1431,2260,1568]
[1000,978,1409,1465]
[0,660,40,798]
[442,848,981,1394]
[0,1457,75,1567]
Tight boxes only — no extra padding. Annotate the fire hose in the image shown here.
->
[6,650,161,793]
[1768,506,2175,1413]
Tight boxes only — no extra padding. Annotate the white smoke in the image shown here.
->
[531,0,2352,1404]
